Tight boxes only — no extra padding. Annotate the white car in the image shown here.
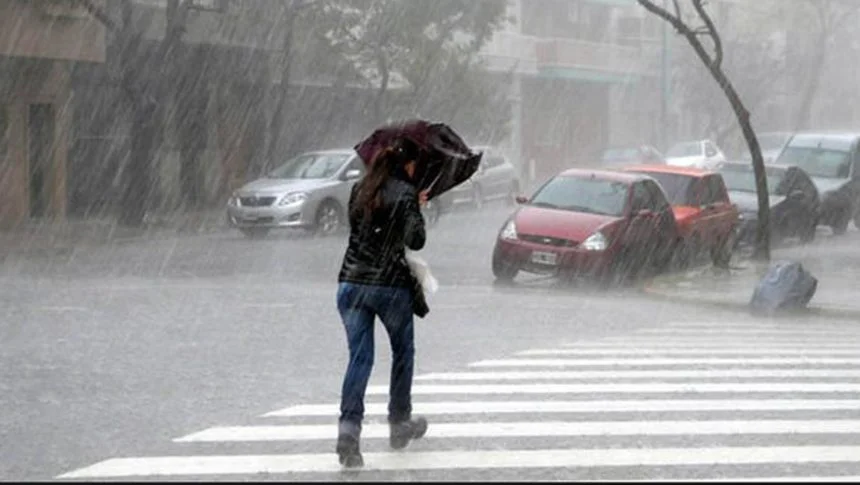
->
[665,139,726,169]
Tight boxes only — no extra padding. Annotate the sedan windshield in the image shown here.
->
[718,165,786,196]
[776,147,851,179]
[629,171,696,206]
[530,176,628,217]
[667,142,701,158]
[758,133,790,152]
[267,153,351,179]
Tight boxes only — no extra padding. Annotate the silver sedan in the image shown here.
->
[226,149,439,238]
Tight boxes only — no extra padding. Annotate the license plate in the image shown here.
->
[531,251,558,266]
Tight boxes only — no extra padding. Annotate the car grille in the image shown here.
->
[520,234,578,248]
[240,196,277,207]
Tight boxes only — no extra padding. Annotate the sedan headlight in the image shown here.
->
[582,231,608,251]
[228,192,240,207]
[279,192,308,206]
[500,220,517,240]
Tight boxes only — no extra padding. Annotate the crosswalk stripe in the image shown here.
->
[471,357,860,367]
[416,369,860,380]
[57,446,860,478]
[175,419,860,443]
[519,348,860,356]
[263,399,860,417]
[589,337,860,344]
[367,382,860,395]
[562,342,860,348]
[623,477,860,483]
[636,328,855,336]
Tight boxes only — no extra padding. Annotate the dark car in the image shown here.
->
[491,168,679,287]
[774,132,860,235]
[600,145,665,167]
[717,161,820,247]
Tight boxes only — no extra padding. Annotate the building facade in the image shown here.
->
[479,0,663,185]
[0,0,106,228]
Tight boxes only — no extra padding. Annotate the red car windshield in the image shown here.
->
[529,176,628,217]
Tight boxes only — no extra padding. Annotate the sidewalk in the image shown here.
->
[0,209,228,257]
[643,236,860,320]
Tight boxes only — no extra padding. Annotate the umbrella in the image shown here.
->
[354,119,483,200]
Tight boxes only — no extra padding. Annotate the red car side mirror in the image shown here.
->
[515,195,528,205]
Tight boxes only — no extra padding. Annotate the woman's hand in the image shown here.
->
[418,190,429,208]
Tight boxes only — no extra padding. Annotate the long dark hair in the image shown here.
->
[352,137,421,219]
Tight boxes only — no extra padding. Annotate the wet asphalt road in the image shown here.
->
[2,202,860,481]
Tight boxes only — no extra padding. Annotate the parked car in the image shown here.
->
[742,131,793,164]
[717,161,820,247]
[774,132,860,235]
[665,139,726,169]
[441,145,521,210]
[226,148,441,238]
[600,145,665,167]
[491,168,679,286]
[622,164,738,267]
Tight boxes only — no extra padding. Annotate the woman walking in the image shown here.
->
[335,137,429,468]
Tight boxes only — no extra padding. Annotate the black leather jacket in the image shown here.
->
[338,177,426,288]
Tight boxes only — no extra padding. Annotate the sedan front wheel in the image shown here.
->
[313,200,345,237]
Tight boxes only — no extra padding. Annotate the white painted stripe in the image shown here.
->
[57,446,860,478]
[176,419,860,443]
[624,478,860,483]
[563,342,860,348]
[587,340,860,347]
[416,369,860,381]
[636,329,853,336]
[367,382,860,395]
[594,336,860,343]
[264,399,860,418]
[471,357,860,367]
[659,323,853,330]
[263,399,860,417]
[520,349,860,356]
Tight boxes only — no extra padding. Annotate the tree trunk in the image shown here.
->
[266,3,297,175]
[116,0,156,227]
[372,44,390,125]
[683,32,771,261]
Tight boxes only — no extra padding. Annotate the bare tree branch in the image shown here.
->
[638,0,693,36]
[692,0,722,68]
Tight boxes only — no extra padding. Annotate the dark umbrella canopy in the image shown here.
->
[354,119,483,200]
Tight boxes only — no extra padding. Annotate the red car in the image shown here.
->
[622,164,738,267]
[491,168,679,286]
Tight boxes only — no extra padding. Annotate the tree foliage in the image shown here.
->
[320,0,511,139]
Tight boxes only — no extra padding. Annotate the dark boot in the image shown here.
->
[336,421,363,468]
[389,416,428,450]
[336,433,364,468]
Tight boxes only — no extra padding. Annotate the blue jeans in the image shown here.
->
[336,282,415,434]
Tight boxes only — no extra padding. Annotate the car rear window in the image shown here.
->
[530,176,629,217]
[629,171,696,206]
[718,164,787,196]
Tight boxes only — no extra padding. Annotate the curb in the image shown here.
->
[641,281,860,322]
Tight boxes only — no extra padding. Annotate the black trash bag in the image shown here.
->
[749,261,818,317]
